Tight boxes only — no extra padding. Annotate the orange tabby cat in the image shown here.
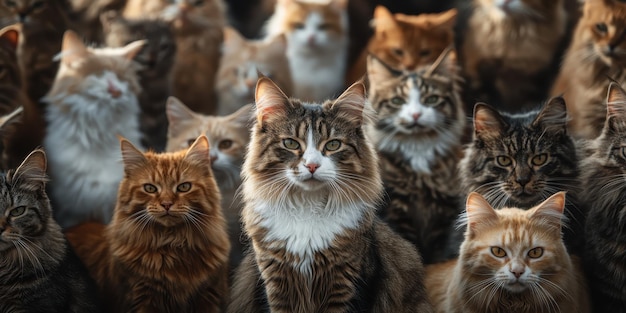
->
[426,192,590,313]
[123,0,226,114]
[65,136,230,313]
[346,6,456,84]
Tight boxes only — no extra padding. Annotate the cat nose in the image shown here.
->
[305,163,320,174]
[412,113,421,121]
[510,268,525,279]
[210,155,218,164]
[161,202,173,210]
[516,175,530,187]
[18,13,27,22]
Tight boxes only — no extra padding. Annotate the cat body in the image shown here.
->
[266,0,349,102]
[366,52,465,264]
[0,150,102,313]
[228,77,433,313]
[427,192,590,313]
[43,31,145,228]
[102,11,177,152]
[66,136,230,313]
[551,0,626,139]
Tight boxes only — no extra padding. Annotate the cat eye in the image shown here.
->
[9,206,25,217]
[531,154,548,166]
[283,138,300,150]
[177,182,192,192]
[325,140,341,151]
[144,184,158,193]
[390,97,405,105]
[218,140,232,150]
[595,23,608,34]
[527,247,544,259]
[392,48,404,57]
[423,95,439,105]
[490,246,507,258]
[292,23,305,30]
[317,23,331,31]
[419,49,431,57]
[496,155,512,167]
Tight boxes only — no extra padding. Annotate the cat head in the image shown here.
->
[101,11,176,77]
[243,76,381,207]
[0,25,20,89]
[460,191,570,296]
[0,0,59,26]
[116,135,221,228]
[368,6,456,71]
[463,98,577,209]
[165,97,252,189]
[216,27,291,113]
[475,0,563,19]
[577,0,626,67]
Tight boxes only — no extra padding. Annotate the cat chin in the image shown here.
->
[502,282,528,293]
[293,179,327,192]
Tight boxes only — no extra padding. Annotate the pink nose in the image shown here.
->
[306,163,320,174]
[161,202,173,210]
[412,113,421,121]
[510,269,524,278]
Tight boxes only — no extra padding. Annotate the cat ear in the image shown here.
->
[255,76,292,126]
[60,30,89,65]
[606,82,626,120]
[120,138,146,175]
[228,104,254,126]
[529,191,566,234]
[429,8,457,30]
[367,54,398,83]
[532,97,568,134]
[120,39,147,60]
[11,149,48,191]
[185,135,210,165]
[223,26,246,52]
[0,25,20,52]
[372,6,398,33]
[464,192,499,236]
[327,81,368,126]
[267,33,287,54]
[473,103,506,138]
[166,96,199,138]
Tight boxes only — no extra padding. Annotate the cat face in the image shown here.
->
[279,0,347,51]
[464,98,577,209]
[578,0,626,67]
[0,0,50,25]
[118,136,219,227]
[476,0,561,18]
[123,0,225,35]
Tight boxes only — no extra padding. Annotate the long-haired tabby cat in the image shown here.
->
[228,77,433,313]
[367,49,465,264]
[265,0,350,102]
[102,10,177,152]
[66,135,230,313]
[43,30,145,228]
[217,27,291,116]
[0,150,102,313]
[346,6,456,84]
[427,191,590,313]
[165,96,252,269]
[456,0,571,113]
[580,82,626,312]
[551,0,626,139]
[123,0,227,115]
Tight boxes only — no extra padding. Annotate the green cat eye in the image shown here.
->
[423,95,439,105]
[531,154,548,166]
[496,156,512,167]
[527,247,544,259]
[390,97,405,105]
[9,206,25,217]
[144,184,158,193]
[283,138,300,150]
[325,140,341,151]
[177,182,192,192]
[218,140,233,150]
[490,246,507,258]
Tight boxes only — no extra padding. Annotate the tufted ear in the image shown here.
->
[372,5,398,33]
[532,97,568,135]
[166,96,200,139]
[120,39,147,60]
[254,76,292,127]
[185,135,210,165]
[120,138,146,175]
[11,149,48,191]
[473,103,506,139]
[464,192,499,237]
[60,30,90,65]
[0,25,20,52]
[227,103,254,126]
[367,54,401,84]
[529,192,566,236]
[327,81,368,126]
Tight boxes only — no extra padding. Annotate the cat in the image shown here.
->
[551,0,626,139]
[265,0,350,102]
[456,0,571,114]
[43,30,145,229]
[452,98,584,257]
[227,77,433,313]
[123,0,227,115]
[579,82,626,313]
[65,0,127,43]
[366,50,465,264]
[65,135,230,313]
[217,26,291,116]
[0,149,103,313]
[346,6,457,85]
[426,191,590,313]
[165,96,252,269]
[102,10,177,152]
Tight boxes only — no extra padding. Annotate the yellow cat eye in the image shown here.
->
[423,95,439,105]
[527,247,544,259]
[218,140,233,150]
[283,138,300,150]
[144,184,158,193]
[177,182,192,193]
[9,206,25,217]
[325,140,341,151]
[490,247,507,258]
[390,97,405,105]
[531,154,548,166]
[496,155,512,167]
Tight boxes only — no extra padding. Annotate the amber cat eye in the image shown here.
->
[527,247,544,258]
[496,156,512,167]
[177,182,191,192]
[325,140,341,151]
[531,154,548,166]
[490,247,507,258]
[9,206,25,217]
[283,138,300,150]
[144,184,158,193]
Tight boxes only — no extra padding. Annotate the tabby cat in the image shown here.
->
[551,0,626,139]
[123,0,227,114]
[66,136,230,313]
[0,150,102,313]
[265,0,349,102]
[580,82,626,313]
[367,50,465,264]
[43,30,145,228]
[217,27,291,116]
[228,77,432,313]
[346,6,456,84]
[165,96,252,269]
[426,192,590,313]
[102,10,177,152]
[66,0,127,43]
[456,0,571,113]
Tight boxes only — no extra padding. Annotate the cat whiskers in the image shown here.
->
[528,279,562,313]
[129,209,155,234]
[12,238,46,278]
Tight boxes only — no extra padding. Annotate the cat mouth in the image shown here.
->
[503,281,528,293]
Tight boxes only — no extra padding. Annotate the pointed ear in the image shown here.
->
[120,39,147,60]
[327,81,368,126]
[367,55,397,84]
[185,135,210,165]
[464,192,499,236]
[11,149,48,191]
[0,25,20,52]
[60,30,89,65]
[532,97,568,134]
[529,192,566,235]
[606,82,626,118]
[228,103,253,126]
[166,96,199,138]
[99,10,120,33]
[430,8,457,30]
[473,103,506,138]
[267,33,287,54]
[373,5,398,32]
[255,76,291,126]
[120,138,146,175]
[223,26,246,51]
